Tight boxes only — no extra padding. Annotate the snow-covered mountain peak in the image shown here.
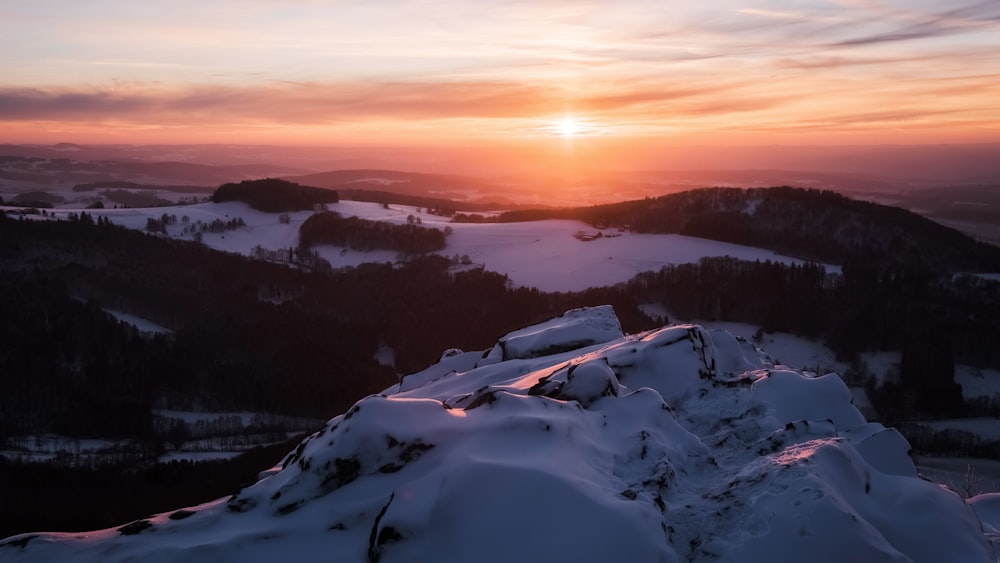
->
[2,307,996,562]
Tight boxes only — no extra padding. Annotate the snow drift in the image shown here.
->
[2,306,996,562]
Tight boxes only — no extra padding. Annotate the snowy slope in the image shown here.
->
[23,199,827,292]
[3,306,995,562]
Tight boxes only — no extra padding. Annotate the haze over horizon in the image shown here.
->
[2,0,999,170]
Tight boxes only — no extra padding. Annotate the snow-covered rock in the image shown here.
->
[477,305,624,366]
[2,307,995,563]
[972,493,1000,554]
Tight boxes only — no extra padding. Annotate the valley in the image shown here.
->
[1,149,1000,554]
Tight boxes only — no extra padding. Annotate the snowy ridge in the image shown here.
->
[2,307,996,562]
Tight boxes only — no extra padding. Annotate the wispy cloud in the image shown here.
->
[0,82,572,126]
[0,77,794,125]
[645,1,1000,61]
[828,1,1000,47]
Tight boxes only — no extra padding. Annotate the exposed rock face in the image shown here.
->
[2,307,995,563]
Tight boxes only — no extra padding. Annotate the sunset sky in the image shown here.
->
[2,0,999,149]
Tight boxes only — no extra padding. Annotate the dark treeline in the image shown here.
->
[0,220,384,442]
[497,187,1000,271]
[102,189,174,208]
[451,212,496,223]
[299,211,447,254]
[630,258,829,337]
[628,255,1000,420]
[212,178,339,212]
[897,423,1000,462]
[0,436,304,538]
[7,190,61,208]
[72,181,212,194]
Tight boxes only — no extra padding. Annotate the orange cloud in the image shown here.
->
[0,78,798,128]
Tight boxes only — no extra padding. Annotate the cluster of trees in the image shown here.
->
[102,189,173,208]
[451,212,497,223]
[896,423,1000,461]
[187,216,245,235]
[145,213,177,234]
[212,178,339,212]
[66,211,114,227]
[7,191,62,208]
[249,245,333,273]
[0,439,159,469]
[250,245,294,263]
[963,393,1000,417]
[154,419,314,453]
[143,214,247,238]
[152,413,316,442]
[299,211,447,254]
[73,181,211,194]
[629,257,829,336]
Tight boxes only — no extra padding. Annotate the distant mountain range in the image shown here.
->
[2,142,999,243]
[0,155,308,190]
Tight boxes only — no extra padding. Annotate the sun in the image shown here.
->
[557,116,580,138]
[542,115,604,138]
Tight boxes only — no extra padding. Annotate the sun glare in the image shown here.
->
[544,115,608,139]
[557,117,580,138]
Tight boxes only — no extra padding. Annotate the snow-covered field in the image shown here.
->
[6,197,831,292]
[436,219,817,292]
[958,365,1000,400]
[5,307,996,562]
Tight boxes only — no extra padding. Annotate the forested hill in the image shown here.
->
[499,187,1000,270]
[0,213,623,442]
[211,178,338,212]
